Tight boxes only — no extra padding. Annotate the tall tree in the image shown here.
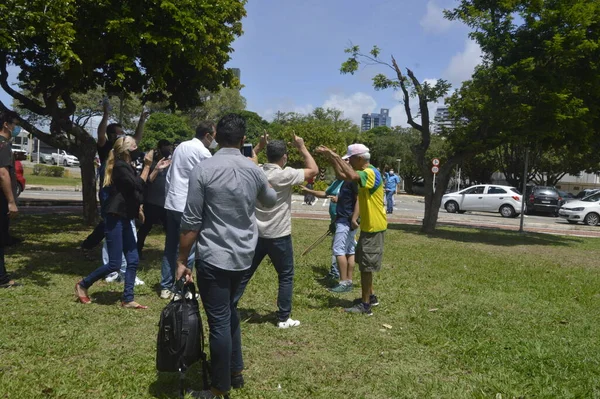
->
[341,45,454,233]
[188,86,247,128]
[138,113,194,151]
[1,0,246,223]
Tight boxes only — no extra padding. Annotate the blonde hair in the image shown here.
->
[103,136,136,187]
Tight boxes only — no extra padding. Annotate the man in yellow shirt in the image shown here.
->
[317,143,386,315]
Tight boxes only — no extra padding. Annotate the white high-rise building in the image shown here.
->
[361,108,392,132]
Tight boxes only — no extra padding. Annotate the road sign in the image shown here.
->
[431,166,439,174]
[432,158,440,166]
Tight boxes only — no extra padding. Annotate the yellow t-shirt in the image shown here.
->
[357,165,387,233]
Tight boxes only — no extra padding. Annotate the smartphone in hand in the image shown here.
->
[242,143,253,158]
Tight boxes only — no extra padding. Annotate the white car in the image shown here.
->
[558,192,600,225]
[441,184,523,218]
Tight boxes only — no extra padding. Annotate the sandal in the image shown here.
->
[121,301,148,309]
[0,280,22,289]
[75,282,91,304]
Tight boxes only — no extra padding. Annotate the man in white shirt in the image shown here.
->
[233,134,318,328]
[160,121,216,299]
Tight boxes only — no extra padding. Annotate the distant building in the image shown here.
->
[361,108,392,132]
[434,106,454,134]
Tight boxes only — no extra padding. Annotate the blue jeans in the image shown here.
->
[233,235,295,321]
[385,190,394,213]
[197,261,244,393]
[161,210,195,290]
[80,214,139,303]
[101,219,136,275]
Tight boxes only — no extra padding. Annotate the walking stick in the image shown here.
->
[301,230,331,256]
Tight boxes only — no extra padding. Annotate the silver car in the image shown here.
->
[442,184,524,218]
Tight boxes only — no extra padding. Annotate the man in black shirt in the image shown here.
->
[0,110,21,288]
[80,100,149,253]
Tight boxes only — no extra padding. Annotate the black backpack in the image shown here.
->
[156,283,210,396]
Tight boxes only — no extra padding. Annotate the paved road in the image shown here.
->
[18,190,600,237]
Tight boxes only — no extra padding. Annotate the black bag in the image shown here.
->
[156,282,210,396]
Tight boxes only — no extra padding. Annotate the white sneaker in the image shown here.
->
[134,276,145,286]
[105,272,119,283]
[160,289,173,299]
[278,318,301,329]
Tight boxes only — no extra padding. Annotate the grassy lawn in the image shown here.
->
[23,166,82,187]
[2,215,600,398]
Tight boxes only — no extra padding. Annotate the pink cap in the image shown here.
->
[342,143,370,160]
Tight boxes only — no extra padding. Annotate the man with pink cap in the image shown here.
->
[316,143,387,315]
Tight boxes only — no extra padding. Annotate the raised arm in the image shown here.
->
[299,185,327,198]
[292,134,318,180]
[316,146,359,182]
[133,110,150,144]
[97,100,110,147]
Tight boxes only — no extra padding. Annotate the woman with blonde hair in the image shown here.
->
[75,136,155,308]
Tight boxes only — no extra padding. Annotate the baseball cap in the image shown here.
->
[342,143,370,160]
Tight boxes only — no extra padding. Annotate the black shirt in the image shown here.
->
[97,139,114,165]
[0,136,16,202]
[144,161,168,207]
[336,181,358,225]
[104,159,145,219]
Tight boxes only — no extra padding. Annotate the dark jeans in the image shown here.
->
[80,214,139,302]
[81,185,111,250]
[0,201,9,284]
[233,235,295,321]
[197,260,244,393]
[161,209,194,290]
[136,203,167,255]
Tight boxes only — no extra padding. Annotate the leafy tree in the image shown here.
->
[188,86,247,128]
[341,45,454,232]
[235,110,269,144]
[266,108,359,170]
[445,0,600,185]
[0,0,246,223]
[139,113,194,151]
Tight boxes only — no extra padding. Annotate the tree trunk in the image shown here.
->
[79,153,98,225]
[420,160,456,234]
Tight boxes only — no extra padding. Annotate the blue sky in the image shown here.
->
[0,0,482,128]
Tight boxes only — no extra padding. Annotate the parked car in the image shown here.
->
[526,186,563,215]
[557,190,576,204]
[575,188,600,199]
[14,159,26,197]
[51,150,79,167]
[558,192,600,225]
[31,151,53,164]
[441,184,523,218]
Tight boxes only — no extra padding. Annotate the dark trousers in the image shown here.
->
[0,200,9,284]
[233,235,295,322]
[136,203,167,255]
[80,214,139,302]
[81,185,111,250]
[197,261,244,393]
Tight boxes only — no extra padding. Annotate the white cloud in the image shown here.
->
[420,1,454,34]
[322,92,377,124]
[443,39,483,87]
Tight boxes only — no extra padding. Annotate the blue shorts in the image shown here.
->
[332,222,357,256]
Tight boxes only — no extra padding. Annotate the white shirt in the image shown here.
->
[164,138,212,212]
[256,163,305,239]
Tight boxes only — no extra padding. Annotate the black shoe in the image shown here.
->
[353,294,379,307]
[231,373,244,389]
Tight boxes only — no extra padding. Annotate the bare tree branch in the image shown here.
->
[391,56,421,131]
[0,56,47,116]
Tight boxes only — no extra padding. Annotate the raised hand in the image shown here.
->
[291,132,305,150]
[156,157,171,170]
[143,149,154,166]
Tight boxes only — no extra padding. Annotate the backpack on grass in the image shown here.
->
[156,282,210,397]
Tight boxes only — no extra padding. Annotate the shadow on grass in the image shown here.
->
[90,290,123,305]
[310,266,338,289]
[149,364,208,399]
[387,222,583,247]
[306,292,355,310]
[238,308,278,325]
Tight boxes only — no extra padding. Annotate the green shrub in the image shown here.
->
[33,164,65,177]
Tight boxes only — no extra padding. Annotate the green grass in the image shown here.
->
[23,166,82,186]
[2,215,600,398]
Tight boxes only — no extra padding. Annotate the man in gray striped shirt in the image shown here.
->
[176,114,277,398]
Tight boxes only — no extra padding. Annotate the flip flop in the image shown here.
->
[0,281,22,289]
[75,282,91,304]
[121,301,148,309]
